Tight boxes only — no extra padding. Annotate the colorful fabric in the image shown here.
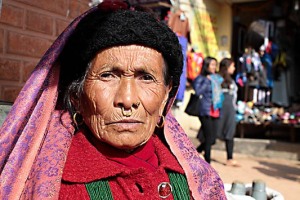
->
[210,74,224,110]
[209,105,220,118]
[260,53,273,88]
[86,180,114,200]
[175,35,188,102]
[0,7,226,200]
[84,173,190,200]
[59,130,186,199]
[187,52,203,81]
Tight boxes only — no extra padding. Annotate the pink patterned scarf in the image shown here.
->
[0,7,225,200]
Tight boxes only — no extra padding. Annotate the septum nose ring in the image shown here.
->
[121,102,140,117]
[121,107,133,117]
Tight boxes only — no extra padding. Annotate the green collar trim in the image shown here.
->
[85,171,190,200]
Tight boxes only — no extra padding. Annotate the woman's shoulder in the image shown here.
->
[210,74,224,82]
[193,75,209,89]
[194,75,208,82]
[211,73,222,78]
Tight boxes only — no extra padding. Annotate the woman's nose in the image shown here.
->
[114,77,139,109]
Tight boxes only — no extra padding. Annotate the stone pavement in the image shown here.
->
[211,149,300,200]
[171,89,300,200]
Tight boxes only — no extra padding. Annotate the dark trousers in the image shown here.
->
[197,116,218,163]
[225,139,234,160]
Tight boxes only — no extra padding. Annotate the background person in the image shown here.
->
[0,2,226,199]
[217,58,240,167]
[193,56,223,164]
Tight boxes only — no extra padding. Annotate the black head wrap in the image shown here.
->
[59,8,183,107]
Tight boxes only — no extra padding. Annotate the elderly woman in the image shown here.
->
[0,1,226,199]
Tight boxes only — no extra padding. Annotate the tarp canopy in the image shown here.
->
[245,20,269,51]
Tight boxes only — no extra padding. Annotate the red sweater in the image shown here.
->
[59,130,186,200]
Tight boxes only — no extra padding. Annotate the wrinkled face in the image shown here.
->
[78,45,171,150]
[208,60,217,74]
[228,62,235,75]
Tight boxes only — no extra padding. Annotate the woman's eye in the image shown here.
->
[140,74,155,82]
[99,72,116,80]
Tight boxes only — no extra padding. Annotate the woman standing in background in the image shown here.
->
[217,58,240,167]
[193,56,223,164]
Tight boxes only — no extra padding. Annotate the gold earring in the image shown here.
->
[73,112,84,127]
[156,115,165,128]
[121,107,133,117]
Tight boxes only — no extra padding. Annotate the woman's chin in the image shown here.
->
[108,139,148,151]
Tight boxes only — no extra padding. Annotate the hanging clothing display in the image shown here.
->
[176,36,188,102]
[168,10,190,39]
[260,50,273,88]
[187,51,204,82]
[272,70,290,107]
[168,10,190,103]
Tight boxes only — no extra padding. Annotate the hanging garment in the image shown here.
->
[168,10,190,39]
[175,35,188,102]
[187,51,204,82]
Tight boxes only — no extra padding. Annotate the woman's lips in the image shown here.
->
[107,119,143,130]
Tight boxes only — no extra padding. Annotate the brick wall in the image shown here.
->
[0,0,89,102]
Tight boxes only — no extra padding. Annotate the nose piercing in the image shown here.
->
[121,107,133,117]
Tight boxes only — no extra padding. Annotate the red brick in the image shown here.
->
[7,31,52,58]
[68,0,89,19]
[0,4,24,28]
[1,85,23,103]
[23,61,37,82]
[0,29,4,53]
[26,11,54,35]
[0,58,21,81]
[80,0,90,4]
[14,0,69,16]
[55,18,70,36]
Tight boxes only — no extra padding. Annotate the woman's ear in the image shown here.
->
[168,79,173,93]
[164,83,172,102]
[159,82,173,116]
[70,93,80,112]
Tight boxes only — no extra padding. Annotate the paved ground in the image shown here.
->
[171,89,300,200]
[211,149,300,200]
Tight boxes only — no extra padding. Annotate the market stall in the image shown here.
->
[236,101,300,142]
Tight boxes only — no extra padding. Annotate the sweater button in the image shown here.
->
[158,182,172,198]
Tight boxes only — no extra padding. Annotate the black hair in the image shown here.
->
[219,58,234,88]
[57,9,183,114]
[200,56,217,76]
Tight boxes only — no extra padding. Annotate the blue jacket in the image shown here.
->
[192,75,212,116]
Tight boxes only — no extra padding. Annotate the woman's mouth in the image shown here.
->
[107,119,143,131]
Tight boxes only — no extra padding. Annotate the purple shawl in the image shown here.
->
[0,7,226,200]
